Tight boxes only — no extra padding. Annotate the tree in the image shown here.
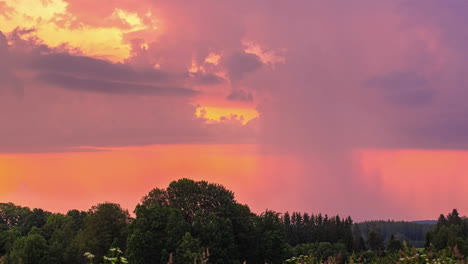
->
[127,205,188,264]
[6,230,48,264]
[352,224,366,252]
[426,209,468,254]
[140,188,169,208]
[74,203,130,263]
[254,210,288,264]
[367,230,384,252]
[0,203,31,230]
[165,179,237,223]
[0,228,20,257]
[20,208,50,235]
[66,210,87,233]
[42,214,77,264]
[387,234,403,253]
[229,204,258,263]
[138,179,245,263]
[447,209,463,226]
[175,232,202,263]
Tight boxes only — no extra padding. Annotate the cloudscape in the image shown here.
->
[1,0,468,221]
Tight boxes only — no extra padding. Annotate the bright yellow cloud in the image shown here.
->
[0,0,158,62]
[196,106,258,124]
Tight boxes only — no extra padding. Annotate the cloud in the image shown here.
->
[0,31,23,98]
[37,73,199,97]
[29,53,171,83]
[226,89,253,102]
[188,72,225,86]
[0,1,15,19]
[0,30,256,153]
[222,51,263,82]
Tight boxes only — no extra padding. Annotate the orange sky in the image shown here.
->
[1,146,467,220]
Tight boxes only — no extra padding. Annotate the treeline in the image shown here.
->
[0,179,289,264]
[283,212,354,248]
[355,220,434,248]
[0,178,464,264]
[426,209,468,254]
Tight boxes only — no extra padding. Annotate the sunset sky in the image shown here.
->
[1,0,467,221]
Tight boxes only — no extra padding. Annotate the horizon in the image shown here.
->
[0,177,450,223]
[1,0,468,222]
[0,173,460,223]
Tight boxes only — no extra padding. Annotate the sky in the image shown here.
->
[1,0,467,221]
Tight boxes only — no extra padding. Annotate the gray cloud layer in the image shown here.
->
[37,73,199,97]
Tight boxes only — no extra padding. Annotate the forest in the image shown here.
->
[0,178,466,264]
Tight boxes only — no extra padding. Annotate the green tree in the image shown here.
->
[42,214,78,264]
[138,179,245,263]
[20,209,50,235]
[127,205,188,264]
[6,230,48,264]
[74,203,130,263]
[386,233,403,253]
[66,210,88,233]
[426,209,468,254]
[367,230,384,252]
[352,224,366,252]
[192,212,238,263]
[165,179,237,223]
[254,210,288,264]
[0,227,20,257]
[175,232,202,263]
[0,203,31,230]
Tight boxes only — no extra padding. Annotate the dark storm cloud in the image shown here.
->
[222,51,263,81]
[29,53,171,83]
[37,73,199,97]
[226,89,253,102]
[28,52,224,87]
[188,71,225,85]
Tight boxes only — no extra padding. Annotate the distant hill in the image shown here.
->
[356,220,435,248]
[411,220,437,225]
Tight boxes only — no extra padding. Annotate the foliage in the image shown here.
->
[356,220,433,248]
[133,178,260,263]
[282,212,354,251]
[387,234,404,253]
[84,248,128,264]
[5,230,48,264]
[175,232,203,263]
[127,205,188,264]
[426,209,468,257]
[367,230,385,253]
[0,179,466,264]
[75,203,130,263]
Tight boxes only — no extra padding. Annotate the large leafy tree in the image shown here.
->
[42,213,78,264]
[0,203,31,230]
[0,203,49,256]
[254,210,288,264]
[20,209,50,235]
[127,204,189,264]
[74,203,130,263]
[175,232,202,264]
[134,179,257,263]
[5,228,48,264]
